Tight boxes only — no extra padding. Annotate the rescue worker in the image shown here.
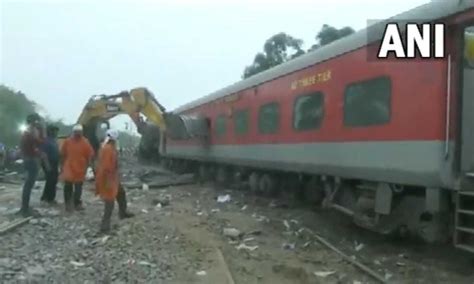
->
[18,113,44,217]
[95,129,134,233]
[40,125,60,205]
[60,124,94,212]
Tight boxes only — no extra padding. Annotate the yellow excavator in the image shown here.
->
[58,87,209,162]
[59,87,168,161]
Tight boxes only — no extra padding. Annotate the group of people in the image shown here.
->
[18,113,134,233]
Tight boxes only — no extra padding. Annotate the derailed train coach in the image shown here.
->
[161,1,474,252]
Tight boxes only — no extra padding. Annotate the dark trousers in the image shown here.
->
[100,185,129,231]
[41,160,58,202]
[64,181,83,209]
[21,158,39,211]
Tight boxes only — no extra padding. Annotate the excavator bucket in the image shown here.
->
[164,113,209,140]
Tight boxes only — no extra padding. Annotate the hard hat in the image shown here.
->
[72,124,83,132]
[106,129,119,141]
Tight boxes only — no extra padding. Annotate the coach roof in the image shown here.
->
[174,0,474,113]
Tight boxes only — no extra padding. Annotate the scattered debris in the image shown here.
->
[241,205,247,211]
[355,242,365,252]
[236,243,259,251]
[86,167,94,181]
[101,236,110,243]
[217,194,231,203]
[70,261,86,267]
[252,214,269,222]
[314,271,336,278]
[282,242,296,250]
[141,209,149,214]
[246,230,262,236]
[196,270,207,276]
[223,228,241,238]
[283,220,291,230]
[211,208,220,213]
[385,272,393,280]
[138,261,156,267]
[142,184,149,191]
[152,198,170,207]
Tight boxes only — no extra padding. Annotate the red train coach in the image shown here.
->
[161,1,474,252]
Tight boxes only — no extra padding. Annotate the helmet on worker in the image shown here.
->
[72,124,83,139]
[106,129,119,142]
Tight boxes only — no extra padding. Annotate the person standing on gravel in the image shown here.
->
[60,124,94,212]
[95,129,134,233]
[40,125,60,205]
[18,113,44,217]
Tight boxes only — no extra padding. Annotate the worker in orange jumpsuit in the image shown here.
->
[96,129,134,233]
[60,124,94,212]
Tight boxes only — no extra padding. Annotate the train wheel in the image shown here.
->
[232,170,245,191]
[216,166,230,187]
[198,164,210,184]
[304,176,325,206]
[259,173,279,197]
[249,172,260,194]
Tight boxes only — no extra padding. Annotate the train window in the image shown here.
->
[293,92,324,131]
[234,109,249,135]
[215,114,226,136]
[343,77,391,127]
[258,102,280,134]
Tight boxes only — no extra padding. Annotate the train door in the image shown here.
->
[460,25,474,173]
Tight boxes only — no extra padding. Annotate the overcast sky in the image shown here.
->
[1,0,429,132]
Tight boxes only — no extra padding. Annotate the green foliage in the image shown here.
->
[243,25,355,79]
[308,24,355,52]
[0,85,37,147]
[243,32,305,79]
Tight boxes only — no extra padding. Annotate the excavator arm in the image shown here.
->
[70,86,209,161]
[77,87,167,134]
[74,87,167,155]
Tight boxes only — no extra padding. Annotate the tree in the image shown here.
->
[0,85,37,147]
[243,32,305,79]
[308,24,355,52]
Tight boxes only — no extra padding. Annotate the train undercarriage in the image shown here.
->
[162,158,455,244]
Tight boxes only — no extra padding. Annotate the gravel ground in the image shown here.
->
[1,161,474,284]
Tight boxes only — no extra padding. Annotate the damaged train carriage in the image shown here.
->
[161,1,474,252]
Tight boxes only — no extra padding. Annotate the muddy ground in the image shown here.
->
[1,159,474,284]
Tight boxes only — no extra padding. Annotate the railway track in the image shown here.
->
[0,217,32,235]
